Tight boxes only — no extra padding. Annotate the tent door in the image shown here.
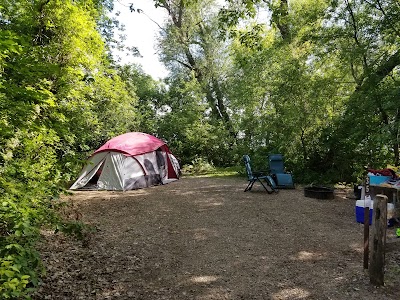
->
[88,162,105,185]
[69,152,108,190]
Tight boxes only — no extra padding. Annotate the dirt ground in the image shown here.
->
[33,177,400,300]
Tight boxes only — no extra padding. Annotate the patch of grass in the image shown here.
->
[182,166,242,178]
[181,158,244,178]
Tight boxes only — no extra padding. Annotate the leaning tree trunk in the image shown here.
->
[351,50,400,164]
[157,0,237,140]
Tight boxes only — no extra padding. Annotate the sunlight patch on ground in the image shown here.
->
[190,275,219,284]
[208,202,224,206]
[194,286,232,299]
[40,229,55,237]
[191,228,220,241]
[349,242,363,253]
[195,199,224,207]
[290,250,326,261]
[69,189,151,201]
[333,275,345,283]
[272,287,311,299]
[174,191,198,196]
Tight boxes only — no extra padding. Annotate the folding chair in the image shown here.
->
[243,155,277,193]
[268,154,295,189]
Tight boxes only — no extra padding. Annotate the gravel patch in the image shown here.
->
[34,177,400,299]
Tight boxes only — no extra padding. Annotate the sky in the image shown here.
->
[112,0,169,79]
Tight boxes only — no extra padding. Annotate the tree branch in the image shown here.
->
[356,49,400,92]
[345,0,368,73]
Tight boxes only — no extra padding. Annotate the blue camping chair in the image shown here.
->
[268,154,295,189]
[243,155,277,193]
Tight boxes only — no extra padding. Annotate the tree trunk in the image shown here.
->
[394,142,399,166]
[350,50,400,163]
[300,128,308,163]
[159,0,237,139]
[355,49,400,93]
[271,0,291,42]
[394,110,400,166]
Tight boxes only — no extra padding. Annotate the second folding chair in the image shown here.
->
[243,155,277,193]
[268,154,295,189]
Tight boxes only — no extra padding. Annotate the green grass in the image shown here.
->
[181,166,243,178]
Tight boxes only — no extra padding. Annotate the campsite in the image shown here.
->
[33,177,400,299]
[1,0,400,299]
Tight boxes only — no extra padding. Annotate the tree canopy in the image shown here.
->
[151,0,399,179]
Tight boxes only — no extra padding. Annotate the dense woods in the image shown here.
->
[0,0,399,297]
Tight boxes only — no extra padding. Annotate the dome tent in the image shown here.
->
[70,132,180,191]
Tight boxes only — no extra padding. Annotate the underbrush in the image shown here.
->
[0,189,91,299]
[182,158,241,177]
[0,125,97,299]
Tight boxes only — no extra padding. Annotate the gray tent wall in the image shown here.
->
[70,150,179,191]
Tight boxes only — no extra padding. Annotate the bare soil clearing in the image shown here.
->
[34,177,400,300]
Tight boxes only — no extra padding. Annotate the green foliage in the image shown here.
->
[1,0,400,295]
[0,198,42,299]
[182,159,241,177]
[117,64,166,134]
[0,249,39,299]
[212,0,400,183]
[157,0,238,157]
[182,157,216,175]
[0,0,139,297]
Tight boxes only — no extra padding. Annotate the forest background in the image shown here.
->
[0,0,399,298]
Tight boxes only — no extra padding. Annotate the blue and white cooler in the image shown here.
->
[355,198,373,225]
[355,198,395,226]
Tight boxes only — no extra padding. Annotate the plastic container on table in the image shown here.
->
[368,175,392,185]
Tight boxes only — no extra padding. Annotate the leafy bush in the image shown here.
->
[0,193,45,299]
[182,157,216,175]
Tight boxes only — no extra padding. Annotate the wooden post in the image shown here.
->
[363,174,370,269]
[369,194,387,286]
[363,206,369,269]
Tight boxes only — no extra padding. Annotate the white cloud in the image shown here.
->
[112,0,169,79]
